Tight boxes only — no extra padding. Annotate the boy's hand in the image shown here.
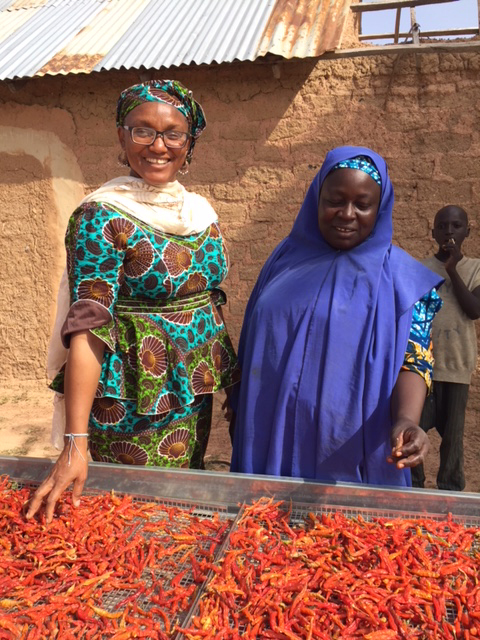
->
[387,418,429,469]
[442,238,462,272]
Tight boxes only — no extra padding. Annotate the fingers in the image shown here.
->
[221,397,233,422]
[25,477,55,520]
[25,453,88,523]
[395,439,420,459]
[44,479,72,524]
[393,442,428,469]
[229,414,236,446]
[388,431,429,469]
[72,476,86,508]
[387,431,404,462]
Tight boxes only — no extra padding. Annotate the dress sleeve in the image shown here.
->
[401,288,443,391]
[61,202,127,348]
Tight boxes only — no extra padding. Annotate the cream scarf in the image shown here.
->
[48,177,218,448]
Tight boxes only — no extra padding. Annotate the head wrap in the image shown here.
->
[116,80,206,162]
[331,155,382,186]
[231,146,443,487]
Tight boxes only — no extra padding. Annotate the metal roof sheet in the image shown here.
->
[0,0,352,81]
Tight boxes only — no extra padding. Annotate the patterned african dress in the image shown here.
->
[401,288,443,389]
[51,201,239,469]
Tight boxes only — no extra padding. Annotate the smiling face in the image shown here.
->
[117,101,191,186]
[317,168,381,250]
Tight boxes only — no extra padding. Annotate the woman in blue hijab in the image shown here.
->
[230,146,443,487]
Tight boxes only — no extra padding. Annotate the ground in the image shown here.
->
[0,381,479,493]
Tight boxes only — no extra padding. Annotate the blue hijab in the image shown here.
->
[230,146,443,486]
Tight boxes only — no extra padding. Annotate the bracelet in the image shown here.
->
[64,433,89,465]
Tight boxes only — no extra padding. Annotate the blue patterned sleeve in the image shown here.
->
[401,288,443,391]
[61,202,128,348]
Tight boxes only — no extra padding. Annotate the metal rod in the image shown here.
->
[3,456,480,519]
[359,27,478,40]
[320,40,480,57]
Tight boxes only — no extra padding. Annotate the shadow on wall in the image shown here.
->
[0,120,84,382]
[0,152,59,380]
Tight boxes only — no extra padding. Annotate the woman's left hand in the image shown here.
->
[387,418,429,469]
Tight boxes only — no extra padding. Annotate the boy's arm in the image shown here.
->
[448,271,480,320]
[445,249,480,320]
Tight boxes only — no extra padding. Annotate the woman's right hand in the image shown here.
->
[228,413,236,447]
[25,439,88,524]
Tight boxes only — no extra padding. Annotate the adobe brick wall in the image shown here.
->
[0,51,479,477]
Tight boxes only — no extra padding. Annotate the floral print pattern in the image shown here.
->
[139,336,167,378]
[212,340,230,373]
[401,289,443,391]
[191,362,215,394]
[77,279,114,307]
[91,397,126,425]
[53,202,238,470]
[88,396,212,469]
[110,441,149,465]
[158,428,191,459]
[124,239,154,278]
[103,217,135,250]
[163,242,192,277]
[177,272,208,297]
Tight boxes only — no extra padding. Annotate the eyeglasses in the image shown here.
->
[122,126,190,149]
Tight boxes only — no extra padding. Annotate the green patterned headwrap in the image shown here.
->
[116,80,206,163]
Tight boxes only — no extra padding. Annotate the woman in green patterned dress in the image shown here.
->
[27,80,239,522]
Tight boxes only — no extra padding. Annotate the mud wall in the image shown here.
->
[0,51,479,446]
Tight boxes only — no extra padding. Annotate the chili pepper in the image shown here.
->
[181,498,480,639]
[0,477,232,639]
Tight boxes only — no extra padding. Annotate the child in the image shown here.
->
[411,205,480,491]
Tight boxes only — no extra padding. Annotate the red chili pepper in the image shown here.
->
[0,477,232,638]
[180,498,480,638]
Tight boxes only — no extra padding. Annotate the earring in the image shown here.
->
[117,151,129,167]
[178,161,189,176]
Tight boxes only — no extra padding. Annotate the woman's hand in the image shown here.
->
[26,330,103,523]
[25,439,88,523]
[389,371,428,470]
[222,397,235,445]
[221,391,233,423]
[387,418,429,469]
[221,389,236,445]
[228,413,236,447]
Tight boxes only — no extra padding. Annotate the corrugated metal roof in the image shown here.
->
[0,0,352,81]
[258,0,352,59]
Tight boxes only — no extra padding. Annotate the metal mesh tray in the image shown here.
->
[179,499,480,637]
[2,457,480,638]
[2,477,237,638]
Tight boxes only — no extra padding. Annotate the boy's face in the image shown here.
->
[432,206,469,251]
